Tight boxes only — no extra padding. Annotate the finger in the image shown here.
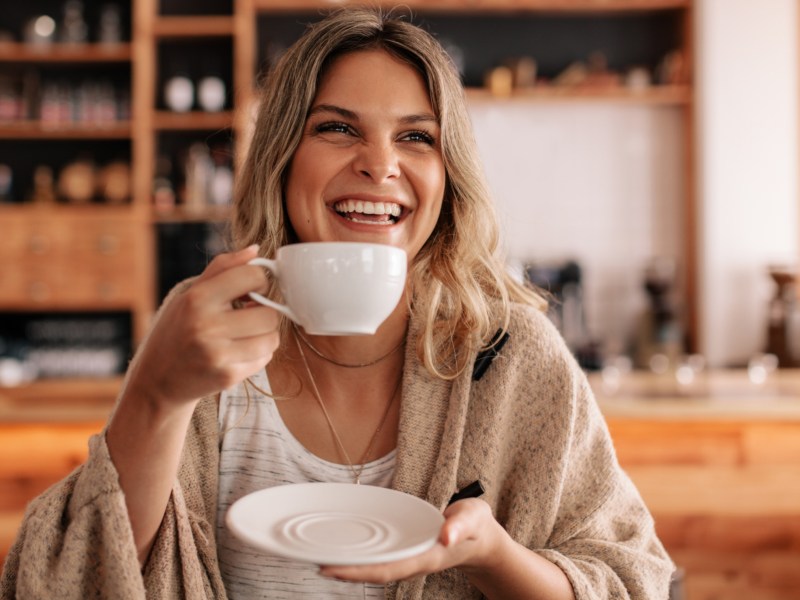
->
[320,553,432,584]
[222,306,281,339]
[195,335,280,390]
[319,542,449,584]
[224,332,281,365]
[191,261,270,309]
[197,245,260,282]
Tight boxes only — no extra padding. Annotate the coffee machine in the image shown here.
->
[524,259,601,370]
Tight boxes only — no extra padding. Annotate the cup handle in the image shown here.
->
[247,257,300,324]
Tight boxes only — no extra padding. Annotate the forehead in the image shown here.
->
[313,49,435,116]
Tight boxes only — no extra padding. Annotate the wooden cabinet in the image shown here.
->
[0,207,143,308]
[595,370,800,600]
[608,415,800,600]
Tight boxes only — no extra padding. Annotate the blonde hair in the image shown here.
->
[231,7,545,379]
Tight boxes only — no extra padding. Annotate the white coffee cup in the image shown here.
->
[247,242,407,336]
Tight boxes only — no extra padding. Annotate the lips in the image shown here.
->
[332,199,404,224]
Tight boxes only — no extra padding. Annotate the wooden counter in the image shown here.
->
[590,370,800,600]
[0,378,118,566]
[0,377,121,423]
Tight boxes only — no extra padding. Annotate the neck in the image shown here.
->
[296,300,409,373]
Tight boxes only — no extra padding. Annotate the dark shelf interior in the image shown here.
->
[256,10,684,86]
[0,1,132,44]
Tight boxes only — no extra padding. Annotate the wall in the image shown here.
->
[695,0,799,367]
[469,99,685,356]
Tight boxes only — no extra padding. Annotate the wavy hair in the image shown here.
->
[231,6,545,380]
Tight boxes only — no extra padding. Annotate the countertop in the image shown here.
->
[1,370,800,423]
[0,377,122,423]
[591,368,800,421]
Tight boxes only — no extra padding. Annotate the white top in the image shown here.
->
[217,369,397,599]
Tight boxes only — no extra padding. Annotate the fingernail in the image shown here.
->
[445,526,459,546]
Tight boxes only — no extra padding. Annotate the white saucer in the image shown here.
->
[226,482,444,565]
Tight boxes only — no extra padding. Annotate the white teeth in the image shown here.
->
[334,200,402,218]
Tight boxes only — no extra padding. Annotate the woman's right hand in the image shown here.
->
[107,244,279,564]
[124,244,281,410]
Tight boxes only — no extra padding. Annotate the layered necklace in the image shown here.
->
[294,324,404,368]
[293,328,402,485]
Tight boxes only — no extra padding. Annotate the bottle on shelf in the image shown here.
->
[0,164,13,203]
[61,0,89,44]
[98,4,123,45]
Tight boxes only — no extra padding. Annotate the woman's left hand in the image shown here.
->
[318,498,505,584]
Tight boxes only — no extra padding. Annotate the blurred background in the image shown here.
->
[0,1,798,598]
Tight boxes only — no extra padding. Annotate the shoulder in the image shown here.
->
[471,302,591,427]
[502,302,576,376]
[507,302,559,341]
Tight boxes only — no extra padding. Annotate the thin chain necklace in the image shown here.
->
[293,324,404,369]
[294,329,400,485]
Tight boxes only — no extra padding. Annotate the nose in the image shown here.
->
[352,142,400,182]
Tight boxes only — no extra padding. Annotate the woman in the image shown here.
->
[1,7,673,599]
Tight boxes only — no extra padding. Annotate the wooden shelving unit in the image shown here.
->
[0,0,696,387]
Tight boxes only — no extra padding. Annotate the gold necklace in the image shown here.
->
[294,330,400,484]
[293,324,404,369]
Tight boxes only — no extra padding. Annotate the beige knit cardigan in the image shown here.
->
[1,301,673,599]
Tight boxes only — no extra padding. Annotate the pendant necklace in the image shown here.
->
[294,329,401,485]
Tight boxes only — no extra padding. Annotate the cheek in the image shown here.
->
[422,164,446,217]
[284,152,319,219]
[283,182,314,241]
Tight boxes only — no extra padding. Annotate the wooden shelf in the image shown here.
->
[0,121,132,140]
[0,42,132,63]
[153,110,234,131]
[153,204,231,223]
[253,0,689,13]
[0,203,136,215]
[153,16,235,38]
[466,84,691,105]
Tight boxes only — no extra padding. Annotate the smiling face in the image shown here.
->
[284,49,446,263]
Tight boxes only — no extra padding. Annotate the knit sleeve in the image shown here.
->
[0,425,220,600]
[537,473,673,600]
[1,281,221,600]
[0,433,146,599]
[536,371,675,600]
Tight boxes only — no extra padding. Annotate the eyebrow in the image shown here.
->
[308,103,438,125]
